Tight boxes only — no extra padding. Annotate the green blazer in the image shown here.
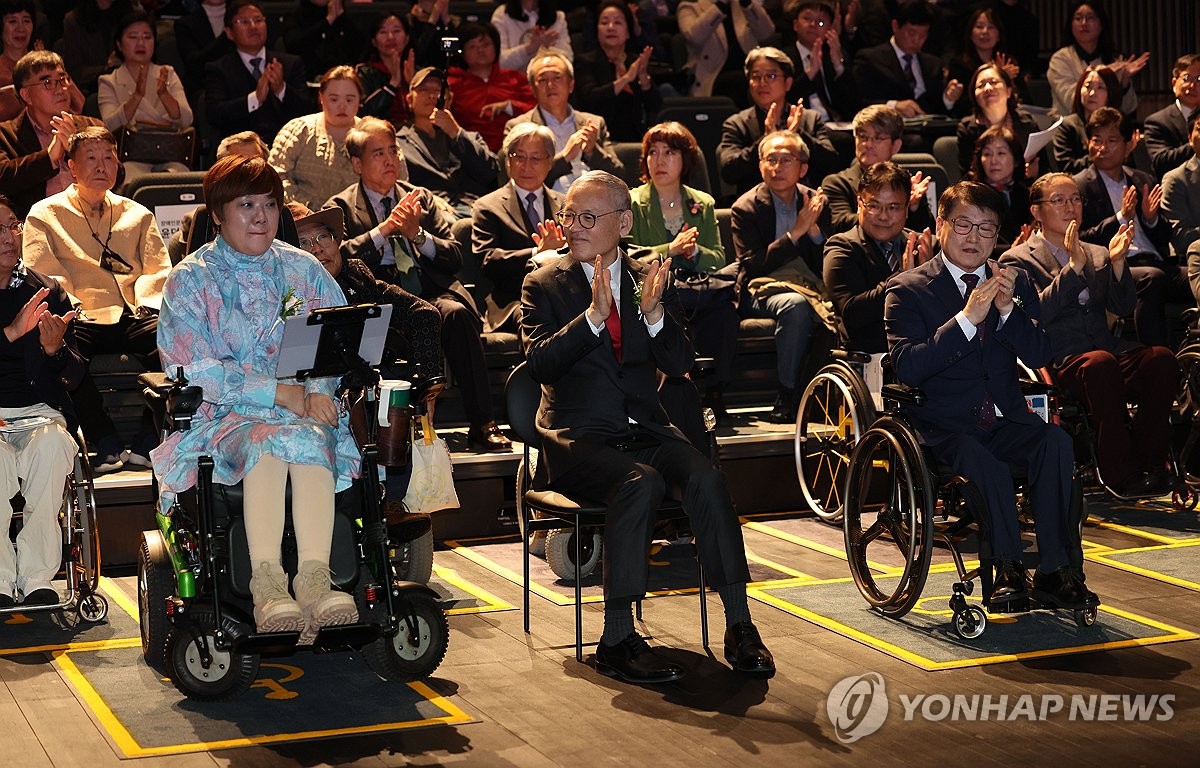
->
[628,183,725,273]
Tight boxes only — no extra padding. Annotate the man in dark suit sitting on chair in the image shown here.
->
[1142,54,1200,180]
[851,0,962,118]
[885,180,1096,611]
[520,170,773,684]
[204,0,311,146]
[326,116,510,452]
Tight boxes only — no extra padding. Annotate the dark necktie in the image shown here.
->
[250,56,263,79]
[903,54,917,93]
[524,191,539,230]
[605,297,622,363]
[881,240,899,272]
[960,273,996,430]
[380,196,418,290]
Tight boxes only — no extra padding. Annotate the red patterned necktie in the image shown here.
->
[605,297,622,362]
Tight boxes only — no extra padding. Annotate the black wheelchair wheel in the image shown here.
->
[362,592,449,683]
[516,452,547,558]
[544,527,602,582]
[138,530,174,671]
[69,442,102,593]
[843,417,935,618]
[796,364,875,525]
[389,528,434,585]
[165,606,259,701]
[1175,346,1200,421]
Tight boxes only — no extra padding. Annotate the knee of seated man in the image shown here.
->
[438,300,481,333]
[618,463,667,506]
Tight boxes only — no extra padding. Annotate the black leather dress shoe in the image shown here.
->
[595,633,685,684]
[22,588,58,606]
[724,621,775,677]
[0,593,15,608]
[1030,567,1098,610]
[764,389,798,425]
[468,421,513,453]
[989,560,1030,606]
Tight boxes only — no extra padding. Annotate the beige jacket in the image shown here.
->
[23,188,171,324]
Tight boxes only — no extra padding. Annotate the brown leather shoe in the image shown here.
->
[468,421,512,452]
[383,501,433,541]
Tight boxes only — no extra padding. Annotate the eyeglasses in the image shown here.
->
[555,209,626,229]
[0,220,21,236]
[233,15,266,26]
[1073,12,1099,24]
[761,154,801,167]
[747,72,783,84]
[855,132,894,145]
[948,217,1000,238]
[860,200,906,216]
[1034,194,1085,208]
[1176,72,1200,84]
[298,231,335,250]
[32,75,69,91]
[507,151,549,164]
[975,77,1005,90]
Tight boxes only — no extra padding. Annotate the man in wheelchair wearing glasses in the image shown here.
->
[885,181,1098,611]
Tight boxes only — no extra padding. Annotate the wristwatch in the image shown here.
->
[411,228,428,248]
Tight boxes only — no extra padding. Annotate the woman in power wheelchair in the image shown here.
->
[0,196,106,623]
[138,156,447,700]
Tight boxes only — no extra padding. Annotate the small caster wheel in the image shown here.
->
[1074,606,1098,627]
[78,593,108,623]
[953,606,987,639]
[1173,486,1198,511]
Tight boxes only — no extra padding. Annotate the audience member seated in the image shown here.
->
[851,0,962,118]
[520,169,774,683]
[0,0,40,122]
[173,0,234,95]
[269,65,371,210]
[825,160,931,353]
[447,22,537,154]
[1163,118,1200,259]
[61,0,133,94]
[399,66,501,218]
[821,104,933,234]
[152,155,359,639]
[407,0,462,69]
[1046,1,1145,118]
[956,63,1042,180]
[717,46,839,200]
[504,48,623,196]
[887,180,1096,612]
[169,130,266,264]
[282,0,366,80]
[1143,54,1200,180]
[491,0,572,73]
[471,122,564,334]
[205,0,312,146]
[1188,240,1200,306]
[0,194,84,608]
[357,11,416,128]
[572,0,661,144]
[0,50,98,218]
[22,126,169,472]
[945,5,1023,115]
[1074,107,1184,347]
[97,12,193,180]
[967,125,1031,255]
[731,130,831,423]
[629,121,737,423]
[677,0,774,99]
[1051,65,1122,175]
[785,1,857,124]
[326,117,510,453]
[1000,173,1177,497]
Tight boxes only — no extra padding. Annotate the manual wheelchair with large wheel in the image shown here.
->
[136,347,449,701]
[842,384,1097,640]
[0,428,107,624]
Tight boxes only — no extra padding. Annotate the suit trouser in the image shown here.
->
[549,433,751,601]
[926,419,1074,573]
[1055,346,1178,484]
[1129,263,1192,347]
[429,295,494,427]
[0,405,77,594]
[71,312,161,445]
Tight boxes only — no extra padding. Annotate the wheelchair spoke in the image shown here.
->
[857,516,886,546]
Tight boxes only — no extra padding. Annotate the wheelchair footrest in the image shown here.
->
[233,622,382,655]
[986,597,1031,615]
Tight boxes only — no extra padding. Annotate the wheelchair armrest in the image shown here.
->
[1019,379,1054,397]
[831,349,872,365]
[137,372,176,396]
[881,383,925,406]
[691,357,716,376]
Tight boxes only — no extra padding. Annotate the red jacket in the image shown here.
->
[447,63,535,152]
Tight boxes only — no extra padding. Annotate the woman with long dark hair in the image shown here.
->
[1051,64,1122,174]
[357,12,415,127]
[573,0,661,143]
[967,124,1030,255]
[956,62,1042,179]
[491,0,571,71]
[1046,1,1146,118]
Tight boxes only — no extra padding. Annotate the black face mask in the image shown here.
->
[99,247,133,275]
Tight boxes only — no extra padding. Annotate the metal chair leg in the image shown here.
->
[697,551,708,649]
[574,516,583,662]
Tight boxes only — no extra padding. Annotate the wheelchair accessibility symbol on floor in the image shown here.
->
[251,663,304,700]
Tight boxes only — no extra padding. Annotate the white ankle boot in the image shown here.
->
[248,561,303,632]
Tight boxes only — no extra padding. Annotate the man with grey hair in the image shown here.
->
[732,130,831,422]
[718,46,838,199]
[521,169,774,684]
[504,48,622,195]
[472,122,566,334]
